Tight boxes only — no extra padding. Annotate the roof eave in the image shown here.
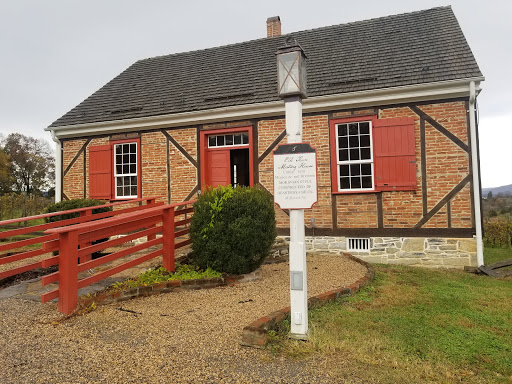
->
[46,77,484,140]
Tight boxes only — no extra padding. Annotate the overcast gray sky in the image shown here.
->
[1,0,510,188]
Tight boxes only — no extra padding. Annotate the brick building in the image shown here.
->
[46,7,484,268]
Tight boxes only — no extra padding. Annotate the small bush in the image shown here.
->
[190,185,276,275]
[111,265,222,289]
[44,199,112,223]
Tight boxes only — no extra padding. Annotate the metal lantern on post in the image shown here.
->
[276,43,307,99]
[276,40,309,339]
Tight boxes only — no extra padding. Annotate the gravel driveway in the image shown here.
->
[0,252,367,383]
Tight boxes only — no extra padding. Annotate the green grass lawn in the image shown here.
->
[484,247,512,265]
[273,253,512,383]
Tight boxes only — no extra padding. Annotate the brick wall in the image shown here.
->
[61,99,473,234]
[167,128,198,203]
[62,139,86,199]
[141,132,168,202]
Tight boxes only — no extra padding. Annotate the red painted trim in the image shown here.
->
[110,138,141,200]
[329,115,377,194]
[200,126,254,191]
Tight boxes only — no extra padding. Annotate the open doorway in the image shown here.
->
[230,148,249,187]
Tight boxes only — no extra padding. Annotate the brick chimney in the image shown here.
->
[267,16,281,37]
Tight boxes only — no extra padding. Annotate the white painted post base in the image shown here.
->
[289,209,308,339]
[284,95,308,339]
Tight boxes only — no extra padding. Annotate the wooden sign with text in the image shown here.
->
[273,143,318,210]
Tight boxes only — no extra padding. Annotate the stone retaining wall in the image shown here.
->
[277,235,477,268]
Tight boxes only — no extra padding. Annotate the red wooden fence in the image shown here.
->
[41,200,195,314]
[0,197,162,281]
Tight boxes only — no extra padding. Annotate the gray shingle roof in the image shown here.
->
[50,6,482,128]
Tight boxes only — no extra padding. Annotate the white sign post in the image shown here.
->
[275,42,310,339]
[274,142,317,338]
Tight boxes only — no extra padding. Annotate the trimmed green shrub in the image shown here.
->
[190,185,276,275]
[44,199,112,223]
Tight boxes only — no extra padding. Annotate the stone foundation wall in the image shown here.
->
[279,235,477,268]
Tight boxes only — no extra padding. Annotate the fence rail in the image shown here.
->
[0,196,162,280]
[40,200,195,314]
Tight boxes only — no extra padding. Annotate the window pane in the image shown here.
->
[117,177,124,187]
[339,149,348,161]
[349,136,359,148]
[234,134,241,145]
[117,186,123,196]
[335,120,373,191]
[131,186,137,196]
[359,122,370,134]
[130,164,136,173]
[360,135,370,147]
[350,164,361,176]
[131,176,137,185]
[242,133,249,144]
[123,154,129,163]
[339,137,348,149]
[351,177,361,189]
[130,144,136,153]
[124,186,131,196]
[116,165,122,174]
[122,165,128,173]
[226,135,233,145]
[116,154,122,164]
[217,136,225,146]
[338,124,347,136]
[116,145,122,154]
[208,136,216,146]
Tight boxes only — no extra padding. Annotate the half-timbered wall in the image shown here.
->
[61,98,478,267]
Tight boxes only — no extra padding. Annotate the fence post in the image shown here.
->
[162,206,175,272]
[147,198,157,241]
[58,229,79,314]
[79,210,93,263]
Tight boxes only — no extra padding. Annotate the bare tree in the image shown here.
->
[1,133,55,194]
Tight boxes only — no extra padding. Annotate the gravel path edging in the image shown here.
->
[240,253,374,348]
[77,268,263,310]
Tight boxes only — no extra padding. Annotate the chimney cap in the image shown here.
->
[267,16,280,22]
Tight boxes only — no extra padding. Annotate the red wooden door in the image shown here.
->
[206,150,230,188]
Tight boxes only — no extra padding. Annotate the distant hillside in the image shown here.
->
[483,184,512,197]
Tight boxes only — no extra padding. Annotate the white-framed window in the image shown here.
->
[208,132,249,148]
[114,142,138,198]
[335,120,374,191]
[347,238,370,251]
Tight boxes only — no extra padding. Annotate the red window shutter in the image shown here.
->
[373,117,416,191]
[89,145,112,199]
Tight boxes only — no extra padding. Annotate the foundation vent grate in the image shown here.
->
[347,238,370,251]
